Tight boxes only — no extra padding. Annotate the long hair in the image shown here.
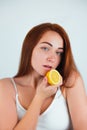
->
[15,23,78,87]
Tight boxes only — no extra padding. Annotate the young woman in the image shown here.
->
[0,23,87,130]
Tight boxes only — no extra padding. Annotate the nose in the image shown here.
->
[47,52,57,63]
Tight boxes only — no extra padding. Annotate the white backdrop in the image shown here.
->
[0,0,87,91]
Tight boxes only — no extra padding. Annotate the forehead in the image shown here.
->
[38,31,64,47]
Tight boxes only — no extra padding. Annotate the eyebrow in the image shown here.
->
[41,42,64,50]
[41,42,52,46]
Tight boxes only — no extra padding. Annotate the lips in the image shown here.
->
[43,65,52,70]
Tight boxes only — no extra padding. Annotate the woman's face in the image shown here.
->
[31,31,64,76]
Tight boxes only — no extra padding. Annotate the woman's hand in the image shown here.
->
[35,77,58,101]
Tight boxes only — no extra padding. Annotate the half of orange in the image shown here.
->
[46,69,61,85]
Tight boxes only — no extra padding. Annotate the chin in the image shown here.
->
[38,71,46,77]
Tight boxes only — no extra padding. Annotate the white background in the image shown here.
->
[0,0,87,91]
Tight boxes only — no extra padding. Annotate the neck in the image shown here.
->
[21,72,44,88]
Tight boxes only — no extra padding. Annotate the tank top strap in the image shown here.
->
[11,78,18,95]
[55,86,62,98]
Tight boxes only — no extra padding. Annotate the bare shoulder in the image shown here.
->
[0,78,15,97]
[61,70,86,100]
[66,71,86,94]
[65,71,87,102]
[0,78,17,106]
[0,78,11,90]
[61,71,85,99]
[0,77,11,85]
[0,77,12,84]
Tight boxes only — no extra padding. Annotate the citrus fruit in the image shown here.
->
[46,69,61,85]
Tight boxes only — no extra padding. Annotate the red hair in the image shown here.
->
[15,23,78,87]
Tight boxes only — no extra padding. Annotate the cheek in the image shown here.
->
[55,57,62,67]
[32,51,43,61]
[31,51,43,66]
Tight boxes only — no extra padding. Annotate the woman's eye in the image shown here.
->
[41,47,49,51]
[56,52,63,56]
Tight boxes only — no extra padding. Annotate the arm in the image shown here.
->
[14,77,57,130]
[0,78,57,130]
[0,79,18,130]
[14,95,44,130]
[66,73,87,130]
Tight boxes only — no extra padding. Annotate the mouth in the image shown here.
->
[43,65,52,70]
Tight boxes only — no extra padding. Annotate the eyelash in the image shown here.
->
[41,47,63,56]
[56,52,63,56]
[41,47,49,51]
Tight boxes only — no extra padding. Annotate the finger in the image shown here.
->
[48,86,58,94]
[42,77,48,86]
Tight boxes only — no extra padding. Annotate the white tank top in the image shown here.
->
[11,78,73,130]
